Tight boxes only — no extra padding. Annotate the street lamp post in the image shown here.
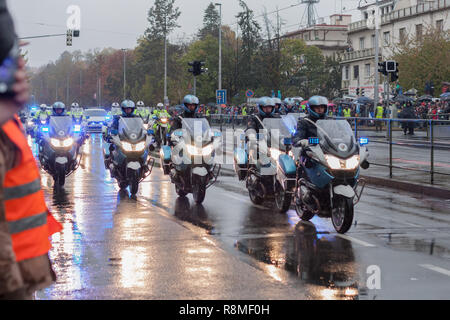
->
[122,48,127,100]
[374,0,380,110]
[215,3,222,114]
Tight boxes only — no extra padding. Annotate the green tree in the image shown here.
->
[198,3,220,40]
[390,26,450,96]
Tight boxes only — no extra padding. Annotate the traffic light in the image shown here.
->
[390,62,399,82]
[378,62,387,76]
[66,29,73,46]
[361,88,365,96]
[356,88,360,96]
[188,61,207,76]
[386,60,396,72]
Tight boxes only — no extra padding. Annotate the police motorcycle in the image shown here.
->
[39,114,83,188]
[234,115,293,208]
[152,113,170,147]
[104,117,155,196]
[161,117,221,204]
[292,119,369,234]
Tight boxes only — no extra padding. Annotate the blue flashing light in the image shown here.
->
[284,137,292,145]
[74,125,81,133]
[41,126,49,132]
[309,137,320,145]
[359,137,369,145]
[214,131,222,137]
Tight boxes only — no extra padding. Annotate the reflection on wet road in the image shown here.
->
[36,134,450,299]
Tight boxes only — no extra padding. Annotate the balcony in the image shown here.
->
[349,0,450,33]
[340,47,382,63]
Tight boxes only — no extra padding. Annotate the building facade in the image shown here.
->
[340,0,450,98]
[281,14,351,59]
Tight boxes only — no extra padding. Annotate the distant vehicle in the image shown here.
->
[85,108,107,132]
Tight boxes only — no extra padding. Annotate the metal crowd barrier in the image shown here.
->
[204,113,450,186]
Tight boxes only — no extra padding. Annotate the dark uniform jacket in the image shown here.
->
[292,115,319,146]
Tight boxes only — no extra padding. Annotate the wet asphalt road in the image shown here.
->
[34,134,450,300]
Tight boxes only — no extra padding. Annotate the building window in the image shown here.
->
[359,37,365,50]
[383,31,390,45]
[343,66,349,80]
[437,20,444,32]
[365,64,371,78]
[399,28,407,44]
[353,65,359,80]
[416,24,423,42]
[371,34,376,48]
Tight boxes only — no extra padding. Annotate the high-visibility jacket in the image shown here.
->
[1,116,62,262]
[376,106,384,119]
[343,108,352,117]
[242,107,247,116]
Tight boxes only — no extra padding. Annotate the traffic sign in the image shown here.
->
[246,90,254,98]
[216,89,227,105]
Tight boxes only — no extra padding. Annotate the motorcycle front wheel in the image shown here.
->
[192,182,206,204]
[175,185,187,197]
[275,183,292,213]
[249,189,263,205]
[54,164,65,188]
[331,195,354,234]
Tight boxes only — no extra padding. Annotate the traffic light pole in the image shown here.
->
[374,0,380,111]
[193,76,197,96]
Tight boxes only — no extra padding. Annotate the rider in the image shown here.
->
[33,103,50,121]
[104,100,138,168]
[169,95,201,136]
[273,98,283,115]
[136,100,147,120]
[245,97,278,133]
[51,101,67,117]
[153,102,165,118]
[109,100,138,133]
[292,95,328,146]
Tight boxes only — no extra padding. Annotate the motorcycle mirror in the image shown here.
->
[283,137,292,145]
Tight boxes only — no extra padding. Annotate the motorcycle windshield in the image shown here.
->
[262,118,296,137]
[181,118,211,143]
[118,117,145,142]
[49,116,73,137]
[316,120,357,157]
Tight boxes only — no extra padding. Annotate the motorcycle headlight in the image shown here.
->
[325,154,360,170]
[122,141,146,152]
[160,118,168,124]
[186,144,213,156]
[135,141,146,152]
[62,137,74,147]
[50,138,61,147]
[122,142,133,152]
[40,120,46,124]
[28,120,33,126]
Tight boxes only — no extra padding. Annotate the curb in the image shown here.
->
[360,175,450,200]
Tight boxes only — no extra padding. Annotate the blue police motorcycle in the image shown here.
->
[292,119,369,233]
[104,117,154,196]
[38,116,83,188]
[234,117,298,211]
[161,117,221,204]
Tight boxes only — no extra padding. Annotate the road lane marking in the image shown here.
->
[358,209,422,228]
[419,264,450,277]
[221,192,267,210]
[336,234,376,247]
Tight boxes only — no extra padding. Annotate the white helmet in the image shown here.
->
[71,102,79,108]
[137,101,145,107]
[157,102,164,109]
[40,104,47,110]
[112,102,120,108]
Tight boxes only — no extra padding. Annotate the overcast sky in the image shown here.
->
[7,0,361,68]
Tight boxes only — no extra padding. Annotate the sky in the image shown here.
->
[7,0,361,68]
